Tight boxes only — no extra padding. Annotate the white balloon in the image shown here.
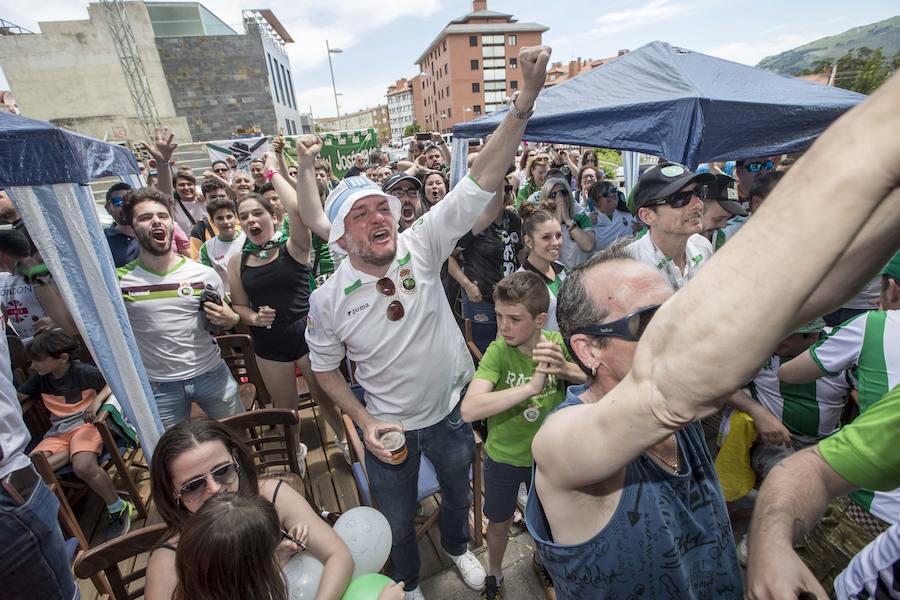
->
[283,552,325,600]
[333,506,392,579]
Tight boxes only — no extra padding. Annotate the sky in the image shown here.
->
[0,0,897,119]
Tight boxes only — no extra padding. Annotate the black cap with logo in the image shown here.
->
[633,161,715,210]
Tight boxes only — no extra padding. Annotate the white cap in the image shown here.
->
[324,176,401,254]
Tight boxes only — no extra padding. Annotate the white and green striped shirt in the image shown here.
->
[810,309,900,524]
[751,354,850,443]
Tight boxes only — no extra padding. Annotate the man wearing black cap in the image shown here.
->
[701,174,749,251]
[104,182,140,268]
[626,161,716,290]
[0,227,79,599]
[382,172,423,232]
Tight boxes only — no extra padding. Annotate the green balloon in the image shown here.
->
[340,573,394,600]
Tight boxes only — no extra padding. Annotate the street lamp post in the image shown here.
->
[326,40,344,130]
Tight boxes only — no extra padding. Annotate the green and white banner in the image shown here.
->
[310,128,377,178]
[206,136,270,171]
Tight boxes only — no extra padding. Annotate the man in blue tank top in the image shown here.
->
[524,83,900,599]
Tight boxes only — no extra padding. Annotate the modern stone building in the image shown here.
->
[0,2,304,142]
[413,0,547,133]
[386,78,414,144]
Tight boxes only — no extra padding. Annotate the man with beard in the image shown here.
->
[381,172,423,231]
[626,162,715,290]
[117,188,244,430]
[300,45,552,599]
[103,183,140,267]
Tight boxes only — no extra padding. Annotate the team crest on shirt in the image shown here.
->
[399,268,416,294]
[177,282,194,299]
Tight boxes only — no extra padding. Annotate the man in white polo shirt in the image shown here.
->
[627,161,716,290]
[303,45,551,600]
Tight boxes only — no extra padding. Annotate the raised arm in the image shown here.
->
[292,136,332,242]
[263,151,310,263]
[535,72,900,489]
[469,188,505,236]
[140,127,177,198]
[468,46,551,193]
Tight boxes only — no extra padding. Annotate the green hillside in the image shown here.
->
[756,15,900,74]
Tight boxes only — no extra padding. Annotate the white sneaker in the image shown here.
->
[447,548,486,590]
[517,482,528,508]
[405,586,426,600]
[335,436,351,465]
[296,443,308,479]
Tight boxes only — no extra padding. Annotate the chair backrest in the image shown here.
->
[215,334,271,409]
[464,319,496,362]
[7,334,29,383]
[220,408,302,478]
[73,523,168,600]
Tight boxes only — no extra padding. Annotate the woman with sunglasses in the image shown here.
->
[516,209,566,332]
[575,165,600,209]
[586,180,636,251]
[146,419,354,600]
[537,178,595,269]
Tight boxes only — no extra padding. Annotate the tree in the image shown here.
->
[403,122,421,137]
[798,46,895,94]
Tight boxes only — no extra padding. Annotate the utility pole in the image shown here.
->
[326,40,343,130]
[828,58,838,87]
[100,0,161,140]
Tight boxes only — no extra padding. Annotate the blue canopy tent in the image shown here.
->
[0,111,163,454]
[451,41,865,185]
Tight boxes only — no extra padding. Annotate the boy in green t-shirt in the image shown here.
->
[461,271,586,599]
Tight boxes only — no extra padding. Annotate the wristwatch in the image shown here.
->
[508,91,535,120]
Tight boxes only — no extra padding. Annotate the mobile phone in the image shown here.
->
[200,288,222,306]
[415,133,431,141]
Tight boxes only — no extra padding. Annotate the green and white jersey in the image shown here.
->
[810,310,900,524]
[199,231,245,293]
[627,232,713,290]
[811,310,900,413]
[117,258,223,382]
[750,354,850,443]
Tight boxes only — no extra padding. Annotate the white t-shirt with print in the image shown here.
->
[306,175,492,430]
[627,232,713,290]
[0,272,47,341]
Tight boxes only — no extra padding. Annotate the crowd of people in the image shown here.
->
[1,43,899,600]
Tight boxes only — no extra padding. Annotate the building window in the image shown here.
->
[444,64,448,75]
[510,80,518,90]
[483,57,504,69]
[481,34,503,45]
[508,35,517,46]
[446,85,450,97]
[483,68,506,81]
[469,35,477,47]
[447,108,451,118]
[473,105,482,115]
[482,45,505,58]
[443,40,447,51]
[484,81,506,91]
[470,59,479,70]
[472,82,480,93]
[509,57,517,69]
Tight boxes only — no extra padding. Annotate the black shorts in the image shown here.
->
[483,455,532,522]
[250,318,309,362]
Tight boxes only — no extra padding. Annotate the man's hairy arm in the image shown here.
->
[535,72,900,489]
[746,448,854,600]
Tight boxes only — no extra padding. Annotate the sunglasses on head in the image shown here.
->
[174,460,240,505]
[376,278,405,321]
[648,187,705,209]
[571,305,661,342]
[548,189,570,200]
[742,160,774,174]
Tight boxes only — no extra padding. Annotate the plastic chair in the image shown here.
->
[340,385,484,547]
[73,523,168,600]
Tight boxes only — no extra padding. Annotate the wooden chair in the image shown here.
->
[215,334,271,410]
[73,523,168,600]
[221,408,306,496]
[464,318,497,364]
[340,386,484,547]
[24,402,149,549]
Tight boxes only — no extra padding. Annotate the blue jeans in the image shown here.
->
[364,401,475,590]
[151,359,243,430]
[0,466,80,600]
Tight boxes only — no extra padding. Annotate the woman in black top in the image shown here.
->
[227,151,347,455]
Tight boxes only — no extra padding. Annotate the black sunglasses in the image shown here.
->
[213,167,229,173]
[174,460,240,504]
[571,305,661,342]
[648,188,705,209]
[548,189,570,200]
[376,278,405,321]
